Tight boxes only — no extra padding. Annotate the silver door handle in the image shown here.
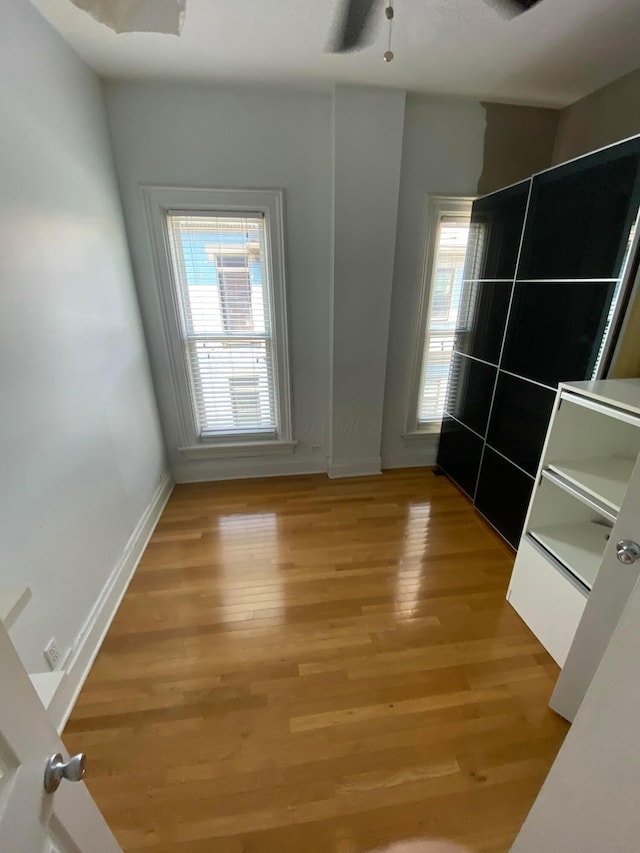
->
[44,752,86,793]
[616,539,640,565]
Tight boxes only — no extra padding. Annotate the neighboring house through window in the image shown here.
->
[405,196,473,438]
[229,376,262,430]
[144,187,294,458]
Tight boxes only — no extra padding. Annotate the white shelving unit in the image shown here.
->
[507,379,640,672]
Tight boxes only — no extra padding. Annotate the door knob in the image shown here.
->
[44,752,87,794]
[616,539,640,565]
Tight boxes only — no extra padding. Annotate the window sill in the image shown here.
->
[402,427,441,447]
[178,440,297,460]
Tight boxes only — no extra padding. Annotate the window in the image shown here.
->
[405,196,473,438]
[144,188,293,457]
[165,213,275,437]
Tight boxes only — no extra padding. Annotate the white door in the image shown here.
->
[510,571,640,852]
[0,621,121,852]
[550,452,640,721]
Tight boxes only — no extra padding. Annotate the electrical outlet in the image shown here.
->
[44,638,61,671]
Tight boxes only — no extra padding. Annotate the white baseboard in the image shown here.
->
[382,457,436,470]
[49,474,174,733]
[328,457,382,478]
[382,450,438,469]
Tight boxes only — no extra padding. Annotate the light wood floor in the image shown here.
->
[65,469,568,853]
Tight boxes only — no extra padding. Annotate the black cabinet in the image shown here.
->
[436,135,640,548]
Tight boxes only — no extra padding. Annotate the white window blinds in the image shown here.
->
[166,213,278,438]
[418,214,470,425]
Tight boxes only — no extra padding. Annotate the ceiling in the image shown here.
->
[32,0,640,107]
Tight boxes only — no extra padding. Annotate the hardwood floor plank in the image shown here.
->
[65,469,568,852]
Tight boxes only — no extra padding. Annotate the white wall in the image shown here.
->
[330,86,406,477]
[382,95,486,469]
[0,0,166,674]
[103,79,558,483]
[104,81,332,482]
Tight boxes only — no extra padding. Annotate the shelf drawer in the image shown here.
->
[529,522,609,591]
[527,475,612,590]
[507,537,587,666]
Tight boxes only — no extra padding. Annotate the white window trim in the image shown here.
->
[143,186,294,458]
[403,195,474,444]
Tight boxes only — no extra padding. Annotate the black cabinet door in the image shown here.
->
[517,137,640,280]
[455,280,512,365]
[501,280,616,387]
[464,181,530,280]
[446,354,497,437]
[487,373,555,476]
[437,417,483,499]
[475,448,535,548]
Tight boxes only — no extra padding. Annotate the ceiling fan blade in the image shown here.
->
[483,0,543,19]
[329,0,378,53]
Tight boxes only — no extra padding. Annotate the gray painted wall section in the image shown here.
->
[553,67,640,164]
[0,0,166,671]
[478,102,558,195]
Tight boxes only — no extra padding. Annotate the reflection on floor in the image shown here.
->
[64,468,568,853]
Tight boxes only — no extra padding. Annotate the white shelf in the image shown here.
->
[561,380,640,418]
[29,672,65,710]
[540,468,617,522]
[530,521,612,591]
[0,587,32,630]
[547,456,636,514]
